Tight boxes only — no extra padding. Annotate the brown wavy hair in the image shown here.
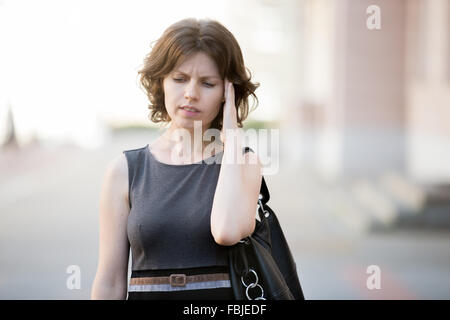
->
[137,18,259,131]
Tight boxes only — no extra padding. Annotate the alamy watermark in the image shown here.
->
[167,121,279,175]
[366,5,381,30]
[66,265,81,290]
[366,265,381,290]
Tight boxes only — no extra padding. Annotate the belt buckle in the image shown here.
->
[170,274,187,287]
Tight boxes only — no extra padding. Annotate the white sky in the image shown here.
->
[0,0,238,146]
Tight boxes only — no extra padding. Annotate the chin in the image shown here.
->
[177,117,210,129]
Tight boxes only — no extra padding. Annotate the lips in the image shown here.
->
[180,105,200,113]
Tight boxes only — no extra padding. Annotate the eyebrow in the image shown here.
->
[173,70,221,80]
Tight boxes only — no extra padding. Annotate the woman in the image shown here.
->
[91,18,262,300]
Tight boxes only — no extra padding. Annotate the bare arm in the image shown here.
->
[91,154,130,299]
[210,132,263,246]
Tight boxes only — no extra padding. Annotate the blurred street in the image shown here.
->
[1,129,449,299]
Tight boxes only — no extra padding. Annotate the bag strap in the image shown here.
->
[243,146,270,205]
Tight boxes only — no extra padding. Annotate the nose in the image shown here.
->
[184,80,199,101]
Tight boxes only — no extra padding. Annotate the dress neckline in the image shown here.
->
[145,144,223,166]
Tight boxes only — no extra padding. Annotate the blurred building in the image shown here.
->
[405,0,450,183]
[286,0,450,184]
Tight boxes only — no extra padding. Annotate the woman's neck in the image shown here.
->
[156,124,223,160]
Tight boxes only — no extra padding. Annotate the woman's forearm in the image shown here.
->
[210,130,262,246]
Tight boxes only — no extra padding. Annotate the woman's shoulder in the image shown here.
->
[108,153,128,175]
[103,154,129,192]
[99,153,130,208]
[122,144,149,167]
[123,144,149,155]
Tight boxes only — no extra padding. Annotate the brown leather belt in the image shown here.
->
[130,273,230,287]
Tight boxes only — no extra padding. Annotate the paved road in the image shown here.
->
[1,129,449,299]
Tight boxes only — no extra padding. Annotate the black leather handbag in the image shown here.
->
[228,169,305,300]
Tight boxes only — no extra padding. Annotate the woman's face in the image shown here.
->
[162,51,224,131]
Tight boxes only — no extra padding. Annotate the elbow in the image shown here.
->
[212,220,256,247]
[213,232,241,246]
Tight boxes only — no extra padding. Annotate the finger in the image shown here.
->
[228,82,234,102]
[224,78,228,101]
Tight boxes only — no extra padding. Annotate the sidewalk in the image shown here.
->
[266,163,450,299]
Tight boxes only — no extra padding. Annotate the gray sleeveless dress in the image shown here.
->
[123,144,241,300]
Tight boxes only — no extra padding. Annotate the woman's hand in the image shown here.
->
[220,79,238,144]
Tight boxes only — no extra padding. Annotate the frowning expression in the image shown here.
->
[162,51,224,130]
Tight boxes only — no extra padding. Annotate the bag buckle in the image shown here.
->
[239,238,250,245]
[169,274,187,287]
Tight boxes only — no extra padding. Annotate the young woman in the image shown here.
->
[91,18,262,300]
